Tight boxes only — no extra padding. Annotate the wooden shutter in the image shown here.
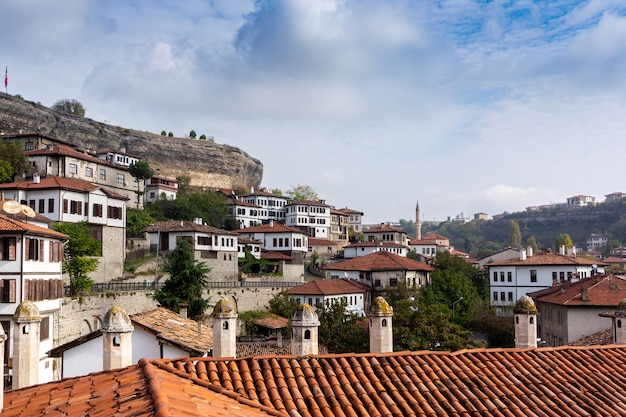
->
[39,240,44,262]
[9,279,16,303]
[24,238,30,260]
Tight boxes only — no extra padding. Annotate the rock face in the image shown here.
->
[0,93,263,190]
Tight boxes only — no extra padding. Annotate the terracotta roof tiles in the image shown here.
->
[288,278,371,296]
[529,275,626,306]
[323,250,435,272]
[145,220,237,235]
[0,213,69,239]
[489,252,606,267]
[0,176,129,200]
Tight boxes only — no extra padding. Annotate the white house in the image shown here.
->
[566,195,596,207]
[343,241,408,259]
[144,177,178,203]
[0,211,68,386]
[0,177,128,283]
[236,221,308,280]
[587,233,608,251]
[336,207,364,234]
[48,307,213,378]
[227,198,263,228]
[284,200,331,239]
[364,223,411,246]
[488,248,606,315]
[323,250,436,290]
[239,188,289,224]
[95,147,140,168]
[288,278,372,317]
[145,220,239,282]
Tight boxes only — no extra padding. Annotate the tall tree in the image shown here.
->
[0,140,30,182]
[285,184,318,201]
[154,237,210,319]
[189,130,197,139]
[318,300,369,354]
[52,222,101,295]
[555,233,574,251]
[508,220,522,248]
[128,160,155,208]
[268,290,300,320]
[525,235,539,254]
[52,98,86,117]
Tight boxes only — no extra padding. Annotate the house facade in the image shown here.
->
[239,188,289,224]
[288,278,372,316]
[227,198,263,229]
[363,223,411,246]
[0,212,68,386]
[145,220,239,281]
[528,275,626,347]
[336,207,364,234]
[343,241,408,258]
[329,208,349,247]
[144,177,178,203]
[323,250,435,291]
[0,177,128,283]
[284,200,331,239]
[488,248,606,315]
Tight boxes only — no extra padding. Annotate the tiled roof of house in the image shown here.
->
[422,232,449,240]
[25,144,114,165]
[145,220,237,235]
[261,251,292,260]
[604,256,625,264]
[227,198,261,208]
[489,251,606,267]
[343,241,407,249]
[253,314,289,330]
[0,176,129,200]
[364,224,405,233]
[0,199,52,224]
[237,222,303,234]
[408,238,437,245]
[323,250,436,272]
[285,199,330,207]
[10,345,626,416]
[569,328,613,346]
[288,278,371,296]
[335,207,363,215]
[529,275,626,307]
[0,213,69,239]
[130,307,213,357]
[308,237,337,246]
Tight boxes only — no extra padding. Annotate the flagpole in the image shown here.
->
[4,66,7,94]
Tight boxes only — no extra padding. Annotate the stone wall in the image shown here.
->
[57,285,290,345]
[0,93,263,191]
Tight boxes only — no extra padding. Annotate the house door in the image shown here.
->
[160,232,169,251]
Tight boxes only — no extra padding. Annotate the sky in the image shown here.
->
[2,1,626,224]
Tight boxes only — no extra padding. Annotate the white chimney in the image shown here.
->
[269,219,274,227]
[519,248,527,261]
[513,296,538,349]
[33,173,40,184]
[527,246,533,257]
[102,306,134,371]
[179,304,188,320]
[211,299,238,359]
[559,245,565,255]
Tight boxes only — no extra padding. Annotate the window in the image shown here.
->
[508,292,513,301]
[500,272,504,282]
[0,279,16,303]
[507,272,512,282]
[92,203,103,218]
[107,206,123,220]
[493,272,497,282]
[63,199,68,214]
[530,270,537,283]
[85,167,93,177]
[559,272,565,282]
[38,199,45,213]
[25,142,34,151]
[40,316,50,341]
[99,169,106,180]
[0,237,17,261]
[198,236,211,245]
[500,291,505,301]
[493,292,498,301]
[48,198,54,213]
[389,278,398,286]
[25,238,43,261]
[116,173,125,184]
[69,163,77,174]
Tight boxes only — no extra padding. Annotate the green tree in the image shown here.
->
[318,300,369,353]
[168,132,174,137]
[0,140,30,182]
[0,160,12,183]
[525,235,539,254]
[128,160,155,208]
[268,290,300,320]
[52,222,101,295]
[154,237,210,319]
[432,251,486,300]
[555,233,574,251]
[52,98,86,117]
[469,301,514,348]
[199,134,207,140]
[126,208,156,238]
[161,130,167,136]
[189,130,197,139]
[508,220,522,248]
[285,184,318,201]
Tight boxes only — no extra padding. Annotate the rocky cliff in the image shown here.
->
[0,93,263,190]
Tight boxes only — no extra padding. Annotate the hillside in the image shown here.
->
[0,93,263,191]
[426,199,626,256]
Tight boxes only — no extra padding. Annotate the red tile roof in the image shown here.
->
[364,224,405,233]
[529,275,626,307]
[308,237,337,246]
[323,250,436,272]
[237,222,304,234]
[343,241,407,249]
[261,251,292,260]
[489,251,606,267]
[0,213,69,239]
[0,176,129,200]
[10,345,626,416]
[288,278,371,296]
[145,220,237,235]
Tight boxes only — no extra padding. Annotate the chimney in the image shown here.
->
[13,301,42,389]
[0,324,5,411]
[211,298,238,358]
[581,286,589,302]
[179,303,188,320]
[269,219,274,227]
[33,173,40,184]
[513,296,538,349]
[369,297,394,353]
[291,304,320,356]
[527,246,533,257]
[610,299,626,344]
[559,245,565,255]
[102,306,134,371]
[519,248,527,261]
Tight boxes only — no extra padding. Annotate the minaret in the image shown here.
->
[415,200,422,240]
[291,304,320,356]
[369,296,394,353]
[102,306,134,371]
[13,300,42,389]
[514,295,538,348]
[211,298,238,358]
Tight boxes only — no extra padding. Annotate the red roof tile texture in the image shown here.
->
[0,176,129,200]
[8,346,626,416]
[288,278,371,296]
[0,213,69,239]
[324,250,435,272]
[529,275,626,306]
[489,252,606,266]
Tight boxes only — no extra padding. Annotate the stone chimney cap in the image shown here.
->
[211,298,237,318]
[291,303,320,326]
[14,301,41,322]
[103,306,134,333]
[514,295,537,315]
[369,296,393,317]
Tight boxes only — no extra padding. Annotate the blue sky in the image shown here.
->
[2,0,626,224]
